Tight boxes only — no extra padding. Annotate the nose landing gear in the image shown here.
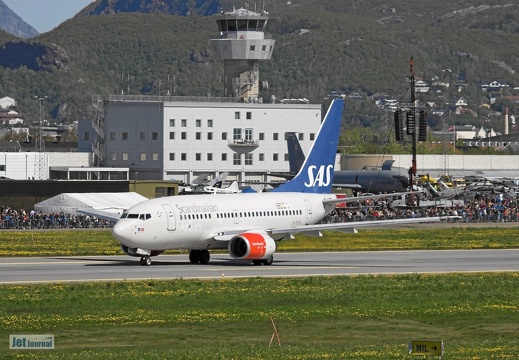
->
[140,256,152,266]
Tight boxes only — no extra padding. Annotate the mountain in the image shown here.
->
[0,0,38,39]
[0,0,519,135]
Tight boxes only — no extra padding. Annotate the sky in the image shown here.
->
[3,0,95,33]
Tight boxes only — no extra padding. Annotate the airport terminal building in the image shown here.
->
[81,96,322,186]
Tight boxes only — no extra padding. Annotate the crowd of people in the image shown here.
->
[322,192,519,224]
[2,192,518,230]
[0,206,113,229]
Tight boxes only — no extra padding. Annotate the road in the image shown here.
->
[1,249,519,284]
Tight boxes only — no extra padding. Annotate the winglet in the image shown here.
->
[273,98,344,193]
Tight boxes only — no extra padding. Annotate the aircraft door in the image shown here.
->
[162,204,176,231]
[304,199,312,224]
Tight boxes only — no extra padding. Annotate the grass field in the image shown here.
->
[1,225,519,257]
[1,274,519,359]
[1,226,519,359]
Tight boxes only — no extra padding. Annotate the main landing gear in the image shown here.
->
[189,250,210,264]
[140,256,152,266]
[253,255,273,266]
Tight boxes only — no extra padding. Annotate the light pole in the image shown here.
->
[34,96,47,180]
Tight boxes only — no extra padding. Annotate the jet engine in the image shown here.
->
[228,232,276,260]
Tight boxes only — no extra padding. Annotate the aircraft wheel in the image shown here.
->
[262,256,273,266]
[253,260,263,266]
[199,250,210,264]
[140,256,151,266]
[189,250,200,264]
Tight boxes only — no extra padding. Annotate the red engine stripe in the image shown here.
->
[242,233,266,259]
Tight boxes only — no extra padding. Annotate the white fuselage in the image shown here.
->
[112,192,337,251]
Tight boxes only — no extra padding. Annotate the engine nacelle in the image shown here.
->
[228,232,276,260]
[121,245,164,257]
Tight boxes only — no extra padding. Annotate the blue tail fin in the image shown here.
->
[273,98,344,193]
[286,132,306,175]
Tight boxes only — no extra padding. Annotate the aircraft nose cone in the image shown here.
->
[112,221,133,246]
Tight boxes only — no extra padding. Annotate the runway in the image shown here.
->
[1,249,519,284]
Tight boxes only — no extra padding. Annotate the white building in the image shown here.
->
[0,152,90,180]
[82,96,323,187]
[0,96,16,109]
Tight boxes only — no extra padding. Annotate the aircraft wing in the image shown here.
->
[76,208,123,222]
[332,183,362,189]
[269,216,452,237]
[322,191,415,206]
[211,216,453,241]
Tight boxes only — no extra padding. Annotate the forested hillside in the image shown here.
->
[0,0,518,137]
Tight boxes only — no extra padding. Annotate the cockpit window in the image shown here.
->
[120,213,128,219]
[127,214,139,219]
[146,214,151,220]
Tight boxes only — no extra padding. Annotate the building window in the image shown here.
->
[259,133,264,141]
[235,112,240,120]
[222,132,227,140]
[299,133,304,141]
[207,153,213,161]
[169,153,175,161]
[245,128,253,141]
[152,132,158,140]
[259,153,264,161]
[181,153,187,161]
[181,119,187,127]
[245,153,253,165]
[140,153,146,161]
[152,153,159,161]
[284,153,289,161]
[207,132,213,140]
[207,119,213,127]
[250,45,255,51]
[196,153,201,161]
[110,152,116,161]
[169,119,175,127]
[246,112,252,120]
[310,133,315,141]
[169,132,175,140]
[110,132,116,141]
[233,153,241,165]
[233,128,241,140]
[140,132,145,140]
[122,132,128,140]
[273,153,279,161]
[83,132,90,141]
[196,132,201,140]
[273,133,279,141]
[222,153,227,161]
[196,119,201,127]
[262,45,266,51]
[122,153,128,161]
[181,132,187,140]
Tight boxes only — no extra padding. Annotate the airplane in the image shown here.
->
[283,132,410,193]
[179,172,235,194]
[182,179,243,195]
[331,160,410,194]
[96,98,448,266]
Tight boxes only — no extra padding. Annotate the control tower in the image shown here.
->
[209,6,275,102]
